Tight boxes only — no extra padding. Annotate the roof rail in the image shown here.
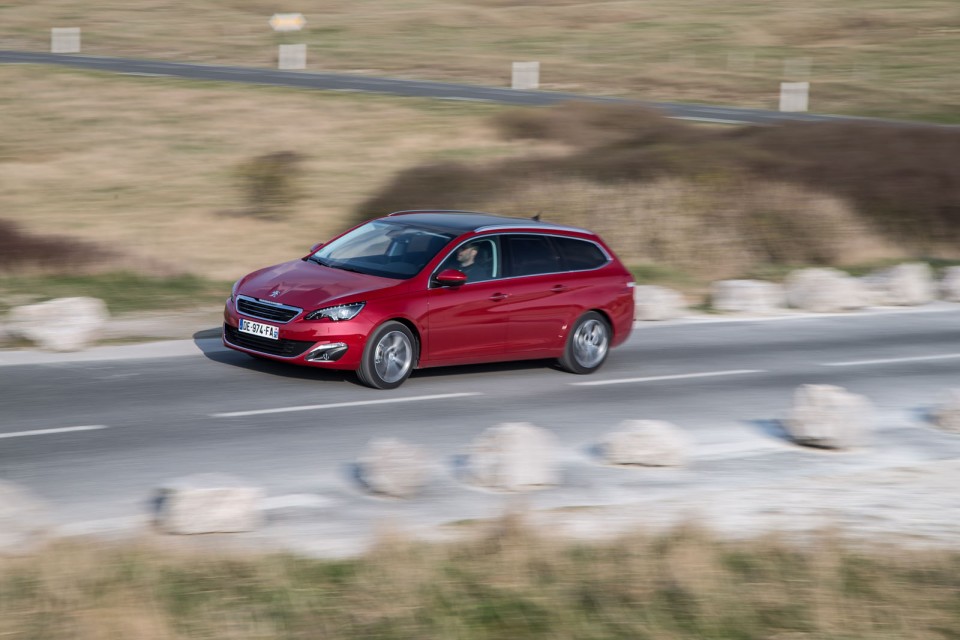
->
[387,209,496,217]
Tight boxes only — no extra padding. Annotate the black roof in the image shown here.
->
[384,210,588,235]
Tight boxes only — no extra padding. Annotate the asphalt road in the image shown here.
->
[1,49,950,128]
[2,305,960,554]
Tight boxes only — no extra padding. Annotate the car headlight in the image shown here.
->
[230,280,241,302]
[305,302,365,322]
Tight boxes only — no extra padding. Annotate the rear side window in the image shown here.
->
[552,236,609,271]
[505,235,563,277]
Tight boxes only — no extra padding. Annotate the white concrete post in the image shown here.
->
[51,27,81,53]
[278,44,306,70]
[511,61,540,90]
[779,81,809,112]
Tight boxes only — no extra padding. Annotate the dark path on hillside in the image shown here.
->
[3,49,952,129]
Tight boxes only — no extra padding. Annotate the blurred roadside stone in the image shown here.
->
[933,390,960,433]
[6,297,109,351]
[787,384,872,449]
[710,280,785,313]
[860,262,935,306]
[784,268,868,312]
[358,438,432,498]
[466,422,558,491]
[0,480,51,555]
[940,267,960,302]
[600,419,691,466]
[633,285,687,321]
[154,473,264,534]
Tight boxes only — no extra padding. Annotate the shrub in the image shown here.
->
[481,177,898,278]
[356,103,960,270]
[0,219,105,275]
[234,151,305,220]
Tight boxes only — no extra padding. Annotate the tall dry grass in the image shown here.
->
[0,66,534,281]
[482,177,901,279]
[356,101,957,278]
[3,521,960,639]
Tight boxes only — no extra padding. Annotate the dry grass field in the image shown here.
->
[0,65,543,282]
[1,3,958,310]
[1,0,959,121]
[3,523,960,639]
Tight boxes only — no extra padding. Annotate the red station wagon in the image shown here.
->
[223,211,635,388]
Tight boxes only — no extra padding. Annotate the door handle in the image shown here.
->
[490,293,509,302]
[551,285,568,293]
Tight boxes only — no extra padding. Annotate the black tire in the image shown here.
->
[357,321,417,389]
[558,311,610,374]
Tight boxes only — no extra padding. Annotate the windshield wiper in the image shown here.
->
[307,255,367,274]
[331,263,367,275]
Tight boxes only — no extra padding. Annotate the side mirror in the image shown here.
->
[434,268,468,286]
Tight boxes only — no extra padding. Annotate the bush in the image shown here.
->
[355,103,960,271]
[234,151,305,220]
[0,219,105,275]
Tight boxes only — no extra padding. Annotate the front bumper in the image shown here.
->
[222,299,369,370]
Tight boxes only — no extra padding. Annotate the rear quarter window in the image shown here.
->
[505,234,564,277]
[552,236,609,271]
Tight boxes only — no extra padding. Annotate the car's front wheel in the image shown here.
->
[558,311,610,374]
[357,321,417,389]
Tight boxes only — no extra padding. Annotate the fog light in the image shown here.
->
[306,342,348,362]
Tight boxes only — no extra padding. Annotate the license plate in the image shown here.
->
[239,319,279,340]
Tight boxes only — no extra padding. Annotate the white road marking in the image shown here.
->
[571,369,765,386]
[212,392,483,418]
[822,353,960,367]
[0,425,109,439]
[632,302,960,328]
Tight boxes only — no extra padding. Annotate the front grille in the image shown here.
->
[236,295,301,323]
[224,324,314,357]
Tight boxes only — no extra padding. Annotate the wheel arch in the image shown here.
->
[385,317,423,367]
[587,307,614,334]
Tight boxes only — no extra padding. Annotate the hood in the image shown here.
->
[237,259,405,309]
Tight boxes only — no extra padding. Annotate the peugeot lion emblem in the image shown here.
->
[269,290,281,298]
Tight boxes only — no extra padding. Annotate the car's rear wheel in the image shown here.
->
[558,311,610,374]
[357,321,417,389]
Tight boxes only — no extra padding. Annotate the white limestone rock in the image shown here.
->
[933,390,960,433]
[940,267,960,302]
[466,422,558,491]
[710,280,785,313]
[601,419,691,467]
[0,481,51,555]
[358,438,432,498]
[784,268,868,312]
[633,285,687,321]
[6,297,109,351]
[155,473,264,534]
[860,263,935,306]
[787,384,872,449]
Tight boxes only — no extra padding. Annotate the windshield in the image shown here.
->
[310,220,455,279]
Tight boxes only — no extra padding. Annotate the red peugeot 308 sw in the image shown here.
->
[224,211,635,388]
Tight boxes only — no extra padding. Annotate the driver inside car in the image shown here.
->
[450,242,492,282]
